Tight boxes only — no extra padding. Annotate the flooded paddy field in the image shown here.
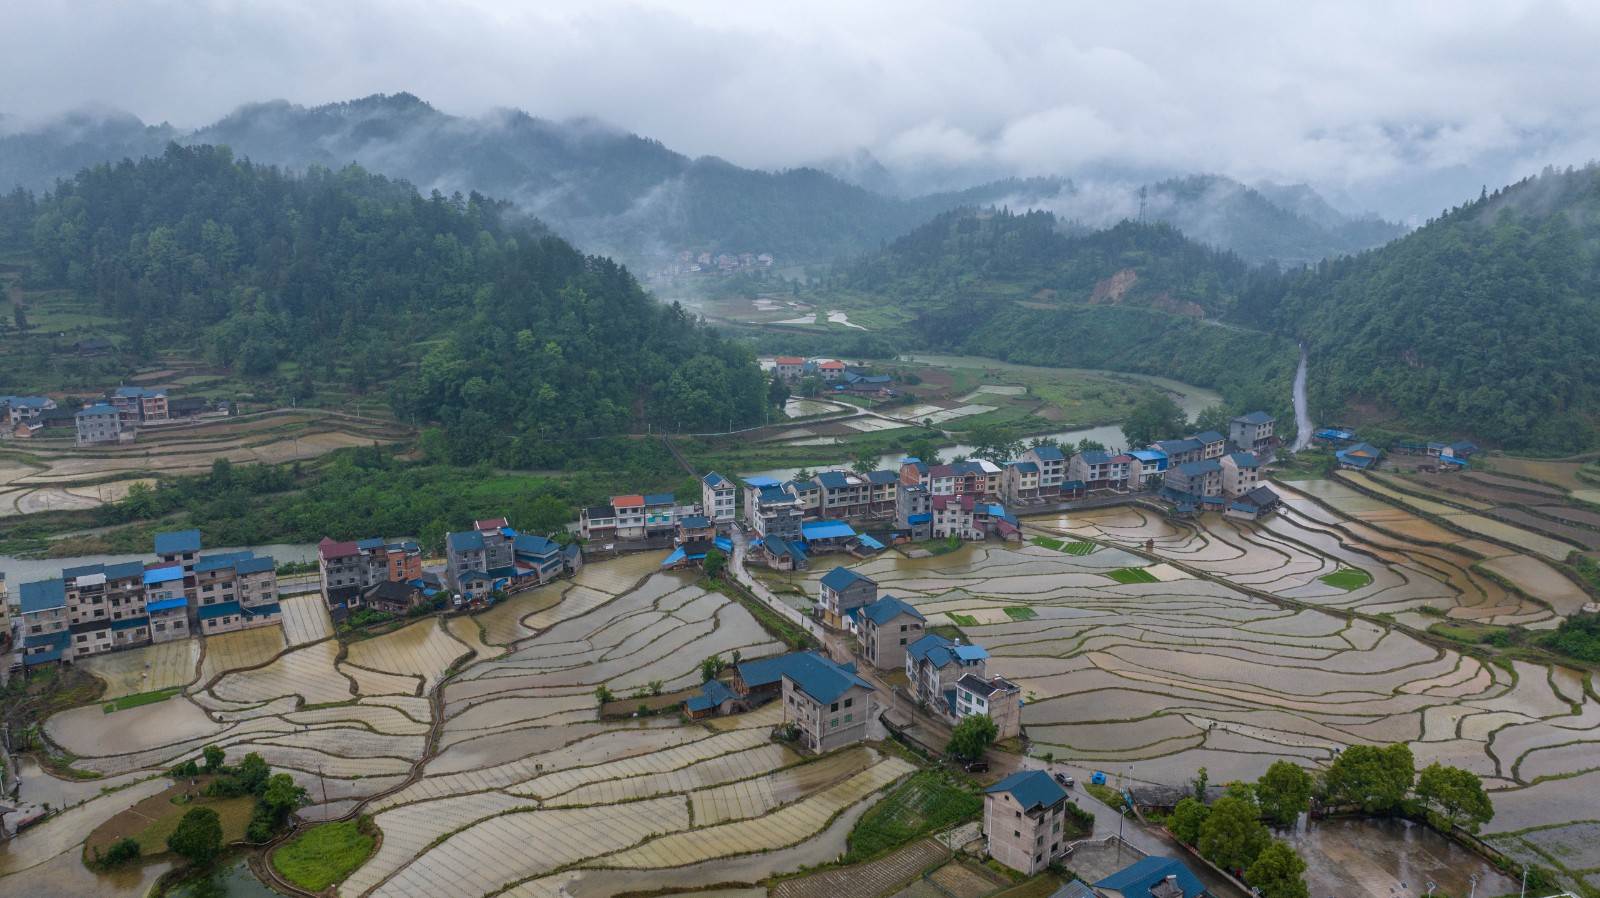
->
[792,532,1600,845]
[2,556,914,898]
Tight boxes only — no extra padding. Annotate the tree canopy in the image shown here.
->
[168,807,224,866]
[1321,743,1415,814]
[946,714,999,762]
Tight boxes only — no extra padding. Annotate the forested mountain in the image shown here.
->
[2,96,1398,268]
[830,165,1600,450]
[0,144,767,465]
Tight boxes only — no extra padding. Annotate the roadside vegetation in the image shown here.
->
[272,818,377,892]
[843,769,982,863]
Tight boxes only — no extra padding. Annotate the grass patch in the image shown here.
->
[1429,620,1513,647]
[1003,607,1038,621]
[1061,540,1096,556]
[1318,568,1372,591]
[987,872,1066,898]
[844,769,982,863]
[1031,536,1064,550]
[1084,782,1127,810]
[1273,449,1335,480]
[104,686,182,713]
[1106,567,1158,584]
[948,613,979,627]
[928,624,965,642]
[272,819,376,892]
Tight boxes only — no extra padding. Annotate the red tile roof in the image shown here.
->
[818,360,845,369]
[318,536,360,560]
[775,356,805,365]
[475,517,510,531]
[611,494,645,508]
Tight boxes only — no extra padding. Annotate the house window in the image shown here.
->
[830,718,839,729]
[844,698,853,708]
[843,714,852,723]
[830,702,839,712]
[1013,830,1021,838]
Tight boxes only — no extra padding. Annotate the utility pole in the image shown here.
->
[1137,186,1147,223]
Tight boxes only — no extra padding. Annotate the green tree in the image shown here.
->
[1075,438,1106,453]
[1322,744,1414,814]
[201,744,225,772]
[1197,789,1270,873]
[1170,797,1210,845]
[167,807,224,866]
[102,837,141,867]
[946,714,999,761]
[799,375,825,398]
[703,549,727,580]
[1255,761,1313,826]
[967,424,1024,465]
[851,450,879,475]
[1193,766,1209,801]
[594,684,614,705]
[767,373,791,409]
[236,752,270,795]
[262,773,308,817]
[1414,763,1494,832]
[1245,839,1309,898]
[1191,404,1234,436]
[1121,393,1187,447]
[700,655,725,683]
[903,437,943,466]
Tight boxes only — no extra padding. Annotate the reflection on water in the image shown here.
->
[0,842,171,898]
[1283,817,1515,898]
[167,857,279,898]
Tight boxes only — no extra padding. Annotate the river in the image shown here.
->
[1292,342,1313,450]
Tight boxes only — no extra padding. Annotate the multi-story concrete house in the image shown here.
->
[1229,411,1277,459]
[579,504,618,541]
[193,552,280,635]
[895,483,933,541]
[773,356,805,380]
[1019,445,1067,495]
[953,460,1003,497]
[1164,458,1223,498]
[610,495,647,539]
[779,653,877,754]
[448,522,581,604]
[858,596,925,670]
[1226,485,1282,521]
[865,470,900,515]
[1,395,56,425]
[953,673,1023,739]
[744,478,804,541]
[818,566,878,629]
[154,529,203,573]
[1152,438,1203,466]
[317,536,424,608]
[13,579,71,670]
[143,566,191,643]
[62,561,149,655]
[1127,449,1169,490]
[983,771,1072,875]
[926,464,959,496]
[907,633,989,707]
[815,359,846,381]
[1003,461,1041,503]
[675,514,716,545]
[701,472,737,529]
[445,519,517,590]
[75,403,123,446]
[932,494,982,539]
[815,471,870,518]
[1069,450,1131,490]
[642,493,679,537]
[1193,430,1226,459]
[1219,451,1261,497]
[786,479,821,518]
[110,386,169,425]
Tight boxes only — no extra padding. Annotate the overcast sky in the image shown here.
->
[4,0,1599,217]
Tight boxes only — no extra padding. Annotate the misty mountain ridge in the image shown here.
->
[4,93,1399,267]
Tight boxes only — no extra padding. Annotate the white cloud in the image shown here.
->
[2,0,1599,217]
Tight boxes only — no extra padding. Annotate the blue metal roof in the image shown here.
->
[1095,857,1206,898]
[660,548,687,567]
[757,486,793,504]
[815,471,854,488]
[197,601,242,620]
[356,537,386,550]
[233,556,274,575]
[246,602,281,617]
[642,493,675,506]
[686,678,735,712]
[703,472,734,488]
[111,615,149,631]
[104,560,146,580]
[143,565,184,585]
[1011,461,1039,473]
[19,578,66,613]
[1080,450,1112,464]
[1235,410,1273,425]
[514,534,560,556]
[1029,445,1065,461]
[743,476,782,488]
[447,529,486,552]
[953,644,989,661]
[714,536,733,552]
[860,595,925,625]
[985,770,1067,811]
[1176,459,1221,476]
[907,513,931,524]
[1154,438,1201,455]
[779,652,875,704]
[803,521,857,541]
[23,630,71,665]
[866,470,900,484]
[146,597,189,613]
[154,529,202,555]
[857,534,885,551]
[678,515,711,530]
[1225,451,1259,468]
[820,566,873,591]
[1128,449,1167,463]
[76,402,117,417]
[1192,430,1225,444]
[195,551,253,573]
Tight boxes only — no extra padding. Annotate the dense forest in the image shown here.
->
[0,144,768,465]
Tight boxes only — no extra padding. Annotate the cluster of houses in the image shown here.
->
[7,530,280,670]
[2,389,228,443]
[672,249,774,274]
[771,357,897,397]
[1315,426,1479,473]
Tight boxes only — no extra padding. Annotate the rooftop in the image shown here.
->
[860,595,925,626]
[984,770,1067,811]
[1233,410,1274,425]
[154,529,203,555]
[19,578,67,613]
[1095,856,1207,898]
[820,566,874,592]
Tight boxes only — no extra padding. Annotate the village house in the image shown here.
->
[895,483,933,541]
[193,552,280,635]
[786,479,822,518]
[953,673,1023,739]
[773,356,805,380]
[1069,450,1131,490]
[818,566,878,629]
[865,469,900,515]
[1,395,56,425]
[12,579,71,670]
[1003,460,1041,503]
[154,528,204,572]
[983,770,1073,875]
[701,472,737,529]
[363,579,426,615]
[857,596,926,670]
[1094,856,1209,898]
[143,567,190,643]
[675,514,716,545]
[1127,449,1169,490]
[1229,410,1277,459]
[1336,441,1382,470]
[1165,458,1223,499]
[932,494,983,539]
[450,520,581,604]
[1152,437,1203,466]
[1312,426,1358,446]
[110,386,169,425]
[1226,485,1282,521]
[744,477,804,541]
[907,633,990,707]
[815,470,871,518]
[445,519,516,591]
[317,536,424,608]
[609,495,647,539]
[1193,430,1226,460]
[75,402,123,446]
[1219,451,1261,497]
[1019,444,1067,495]
[815,359,847,381]
[62,560,150,656]
[779,652,877,753]
[579,504,618,542]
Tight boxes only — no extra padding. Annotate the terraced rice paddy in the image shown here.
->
[4,558,907,898]
[789,527,1600,847]
[79,637,199,699]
